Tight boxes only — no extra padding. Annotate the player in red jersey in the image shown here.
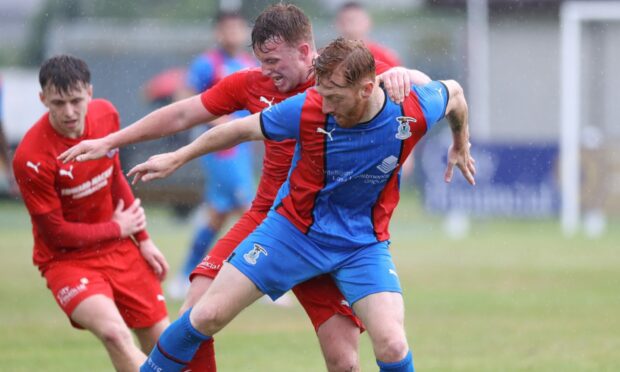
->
[336,1,402,68]
[13,55,169,371]
[59,4,429,371]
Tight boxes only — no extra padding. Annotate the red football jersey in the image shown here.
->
[200,63,390,213]
[200,68,314,213]
[367,42,402,68]
[13,99,137,268]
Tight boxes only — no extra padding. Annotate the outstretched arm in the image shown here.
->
[441,80,476,185]
[127,112,265,184]
[59,95,217,163]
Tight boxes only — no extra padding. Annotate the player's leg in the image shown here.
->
[353,292,411,371]
[292,275,362,372]
[142,263,263,371]
[334,243,413,371]
[181,210,266,371]
[43,258,148,371]
[134,318,170,352]
[107,243,170,354]
[71,294,147,371]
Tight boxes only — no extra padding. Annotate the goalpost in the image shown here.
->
[560,1,620,236]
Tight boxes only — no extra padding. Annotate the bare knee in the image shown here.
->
[318,315,360,372]
[375,337,409,364]
[190,304,228,335]
[95,322,134,350]
[324,351,359,372]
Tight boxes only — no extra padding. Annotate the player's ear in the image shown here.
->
[39,91,46,106]
[360,79,374,98]
[87,84,93,99]
[297,43,310,60]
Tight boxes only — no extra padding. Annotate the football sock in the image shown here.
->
[182,226,217,277]
[183,338,216,372]
[377,350,414,372]
[141,309,211,372]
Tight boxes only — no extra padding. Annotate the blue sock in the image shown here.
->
[377,350,414,372]
[141,309,211,372]
[182,226,216,277]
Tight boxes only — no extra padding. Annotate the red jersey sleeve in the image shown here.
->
[31,208,120,248]
[13,153,61,216]
[200,70,249,116]
[110,153,149,242]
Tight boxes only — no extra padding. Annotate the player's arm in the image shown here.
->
[110,154,168,279]
[441,80,475,185]
[58,95,217,163]
[128,113,265,184]
[378,67,432,104]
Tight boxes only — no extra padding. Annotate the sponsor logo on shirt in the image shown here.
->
[26,161,41,174]
[395,116,416,140]
[243,243,268,265]
[377,155,399,174]
[59,165,74,180]
[56,277,89,306]
[60,166,113,199]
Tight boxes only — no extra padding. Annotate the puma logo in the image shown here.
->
[316,127,335,141]
[26,161,41,173]
[259,96,275,111]
[59,165,74,180]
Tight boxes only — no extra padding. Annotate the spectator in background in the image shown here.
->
[12,55,170,371]
[335,1,402,67]
[166,11,259,300]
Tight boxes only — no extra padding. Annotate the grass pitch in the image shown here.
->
[0,195,619,371]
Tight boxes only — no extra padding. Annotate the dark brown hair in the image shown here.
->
[251,3,314,53]
[313,37,375,87]
[39,55,90,94]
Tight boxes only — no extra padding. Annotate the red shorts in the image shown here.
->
[42,243,168,329]
[190,209,364,332]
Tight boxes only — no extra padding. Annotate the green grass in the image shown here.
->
[1,196,619,371]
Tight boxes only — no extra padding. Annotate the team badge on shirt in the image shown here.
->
[395,116,416,140]
[243,243,269,265]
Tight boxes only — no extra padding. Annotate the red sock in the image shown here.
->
[182,338,216,372]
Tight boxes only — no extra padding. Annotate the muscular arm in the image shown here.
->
[441,79,476,185]
[128,113,265,184]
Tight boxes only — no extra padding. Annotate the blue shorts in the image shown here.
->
[200,143,254,213]
[228,212,402,305]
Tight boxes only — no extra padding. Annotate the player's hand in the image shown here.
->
[57,138,113,163]
[127,152,183,185]
[378,67,412,104]
[138,238,169,281]
[444,142,476,186]
[112,199,147,237]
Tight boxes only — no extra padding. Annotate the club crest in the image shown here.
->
[243,243,269,265]
[395,116,416,140]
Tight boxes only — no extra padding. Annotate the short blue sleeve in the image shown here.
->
[187,56,215,93]
[259,92,306,142]
[412,81,449,130]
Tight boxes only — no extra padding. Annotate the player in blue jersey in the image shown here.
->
[129,38,475,372]
[167,11,258,299]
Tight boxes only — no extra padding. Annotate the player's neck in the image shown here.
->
[359,86,385,123]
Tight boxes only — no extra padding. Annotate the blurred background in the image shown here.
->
[1,0,619,370]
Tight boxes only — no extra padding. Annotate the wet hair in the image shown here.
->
[215,10,246,24]
[39,55,90,95]
[312,37,375,87]
[251,3,314,53]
